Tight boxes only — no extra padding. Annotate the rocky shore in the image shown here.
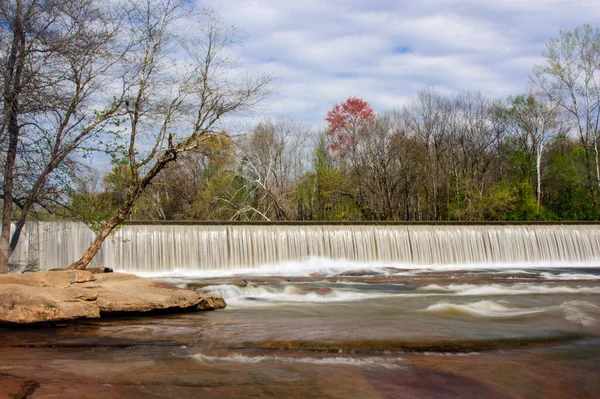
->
[0,270,226,326]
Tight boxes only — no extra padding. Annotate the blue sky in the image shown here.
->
[199,0,600,129]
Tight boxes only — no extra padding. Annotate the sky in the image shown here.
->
[198,0,600,130]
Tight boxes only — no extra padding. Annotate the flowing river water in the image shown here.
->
[2,223,600,398]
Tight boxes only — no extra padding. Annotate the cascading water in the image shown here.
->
[9,221,600,272]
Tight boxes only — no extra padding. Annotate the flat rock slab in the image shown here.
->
[0,271,225,326]
[0,270,95,287]
[0,373,40,399]
[0,284,99,324]
[85,273,226,314]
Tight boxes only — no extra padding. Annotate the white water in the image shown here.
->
[192,353,406,369]
[9,221,600,272]
[540,272,600,280]
[416,283,600,296]
[560,301,600,327]
[420,300,551,318]
[200,283,400,306]
[419,300,599,327]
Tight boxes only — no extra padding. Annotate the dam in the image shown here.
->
[9,221,600,272]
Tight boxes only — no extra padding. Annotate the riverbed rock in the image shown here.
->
[0,270,225,326]
[0,283,100,325]
[86,273,227,314]
[0,269,96,287]
[0,373,40,399]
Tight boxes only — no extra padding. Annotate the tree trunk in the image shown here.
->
[7,217,26,262]
[0,0,25,274]
[536,146,542,212]
[69,153,175,270]
[0,134,16,271]
[583,144,598,210]
[316,169,324,220]
[593,134,600,189]
[7,169,51,261]
[68,207,130,270]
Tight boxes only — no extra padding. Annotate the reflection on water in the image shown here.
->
[1,265,599,398]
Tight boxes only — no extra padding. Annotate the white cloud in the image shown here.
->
[197,0,600,130]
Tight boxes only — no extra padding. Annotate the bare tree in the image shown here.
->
[451,91,502,208]
[236,119,308,220]
[354,113,404,219]
[403,89,453,219]
[497,93,562,209]
[532,24,600,208]
[0,0,122,273]
[68,1,270,270]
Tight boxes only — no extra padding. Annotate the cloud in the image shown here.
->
[198,0,600,129]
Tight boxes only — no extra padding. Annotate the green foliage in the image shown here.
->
[482,181,540,221]
[448,175,547,221]
[68,188,120,232]
[294,167,362,221]
[542,136,597,220]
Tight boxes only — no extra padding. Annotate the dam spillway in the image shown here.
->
[9,221,600,273]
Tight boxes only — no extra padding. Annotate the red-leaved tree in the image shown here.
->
[325,97,375,157]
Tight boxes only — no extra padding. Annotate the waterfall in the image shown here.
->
[9,221,110,270]
[9,221,600,272]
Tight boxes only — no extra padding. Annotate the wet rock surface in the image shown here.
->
[0,372,40,399]
[0,318,597,399]
[0,271,226,326]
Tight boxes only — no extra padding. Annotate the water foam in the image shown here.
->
[192,353,405,369]
[560,301,600,327]
[122,258,407,279]
[199,283,397,305]
[540,272,600,280]
[420,300,550,318]
[123,257,600,280]
[416,283,600,296]
[418,299,599,327]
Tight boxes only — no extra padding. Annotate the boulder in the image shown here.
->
[0,284,99,325]
[86,273,226,314]
[0,270,226,326]
[0,270,96,287]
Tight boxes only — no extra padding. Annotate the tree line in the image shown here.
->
[0,0,598,272]
[76,88,596,223]
[70,24,600,223]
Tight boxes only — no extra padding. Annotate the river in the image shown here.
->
[2,223,599,398]
[1,263,599,398]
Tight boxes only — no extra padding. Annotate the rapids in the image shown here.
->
[2,267,598,398]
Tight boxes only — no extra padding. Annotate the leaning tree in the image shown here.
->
[68,0,270,270]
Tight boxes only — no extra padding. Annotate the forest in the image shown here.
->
[0,0,599,274]
[71,90,598,223]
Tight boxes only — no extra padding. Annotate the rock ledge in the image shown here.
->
[0,270,226,326]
